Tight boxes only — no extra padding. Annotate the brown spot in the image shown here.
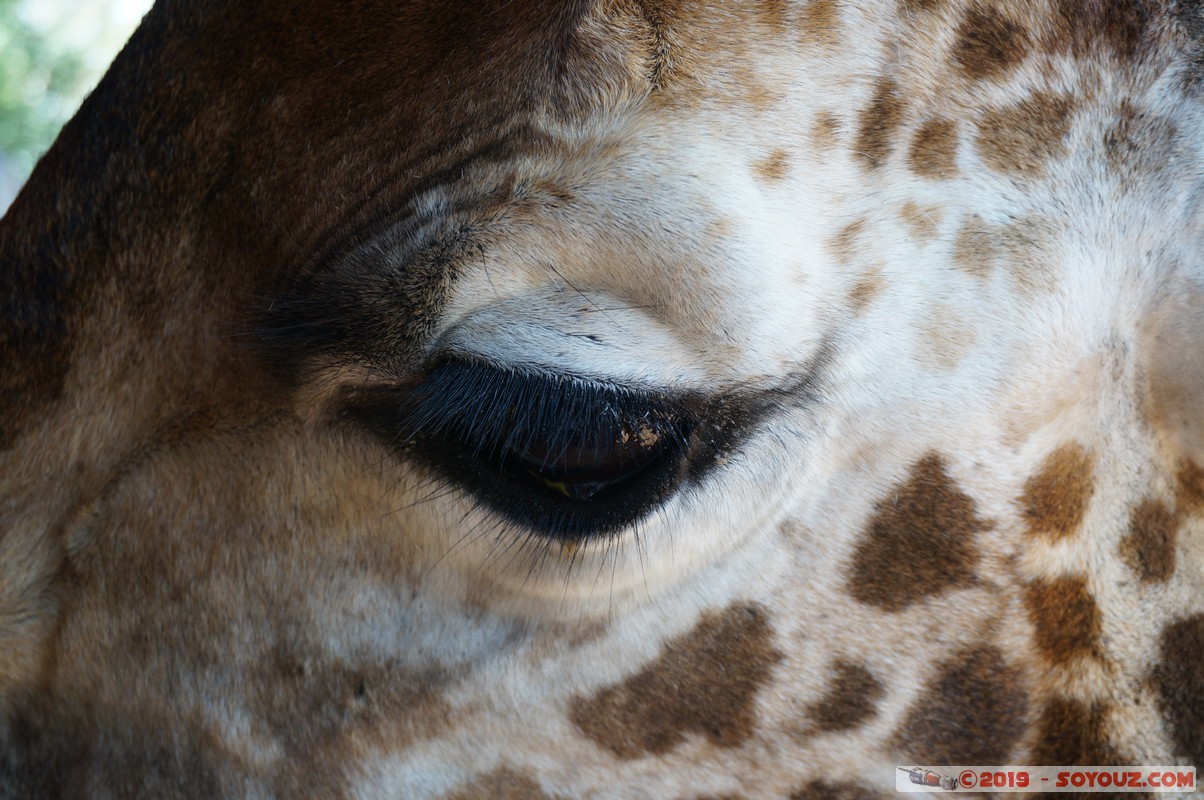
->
[742,79,778,112]
[791,782,889,800]
[800,0,840,47]
[1031,698,1118,765]
[808,660,886,733]
[1120,499,1178,583]
[909,118,959,179]
[1143,302,1204,464]
[448,767,560,800]
[952,6,1030,80]
[921,303,976,370]
[1048,0,1152,62]
[899,201,941,242]
[978,93,1075,177]
[1024,576,1102,666]
[854,79,904,170]
[1176,460,1204,513]
[705,216,736,245]
[569,603,780,759]
[253,645,454,767]
[894,645,1029,763]
[758,0,790,30]
[1153,614,1204,765]
[754,149,791,182]
[811,111,841,150]
[848,453,988,612]
[849,268,884,313]
[1021,443,1095,541]
[1105,101,1178,175]
[997,216,1058,296]
[898,0,942,12]
[829,218,867,265]
[952,216,997,278]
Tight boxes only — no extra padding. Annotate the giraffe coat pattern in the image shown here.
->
[2,0,1204,797]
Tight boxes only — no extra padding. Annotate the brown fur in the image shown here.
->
[1030,697,1119,765]
[800,0,841,47]
[1023,576,1102,666]
[849,268,885,313]
[449,767,561,800]
[0,250,73,452]
[1021,443,1096,541]
[978,93,1076,178]
[898,0,943,13]
[952,216,997,278]
[1046,0,1154,62]
[755,149,793,182]
[811,111,842,150]
[806,660,885,733]
[921,303,977,370]
[1153,614,1204,765]
[1,0,1201,793]
[1177,459,1204,513]
[854,79,905,170]
[952,5,1030,80]
[1105,101,1178,175]
[2,422,458,795]
[0,0,620,772]
[848,454,988,612]
[1119,498,1178,582]
[908,118,959,179]
[790,782,890,800]
[894,645,1029,763]
[569,604,780,758]
[759,0,792,31]
[829,218,868,265]
[997,216,1058,296]
[1143,299,1204,465]
[899,201,941,242]
[1,695,228,799]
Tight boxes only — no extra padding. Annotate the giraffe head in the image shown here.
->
[1,0,1203,796]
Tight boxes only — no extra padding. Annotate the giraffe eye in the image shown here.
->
[342,358,695,541]
[502,407,677,501]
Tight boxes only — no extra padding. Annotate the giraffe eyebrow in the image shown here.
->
[251,222,485,386]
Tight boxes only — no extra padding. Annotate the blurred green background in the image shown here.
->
[0,0,152,214]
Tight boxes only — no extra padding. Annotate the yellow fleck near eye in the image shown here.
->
[533,473,573,498]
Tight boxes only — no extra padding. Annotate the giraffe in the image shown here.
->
[1,0,1202,797]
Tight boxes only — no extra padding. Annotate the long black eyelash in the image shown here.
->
[393,359,687,465]
[340,354,790,543]
[341,357,700,541]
